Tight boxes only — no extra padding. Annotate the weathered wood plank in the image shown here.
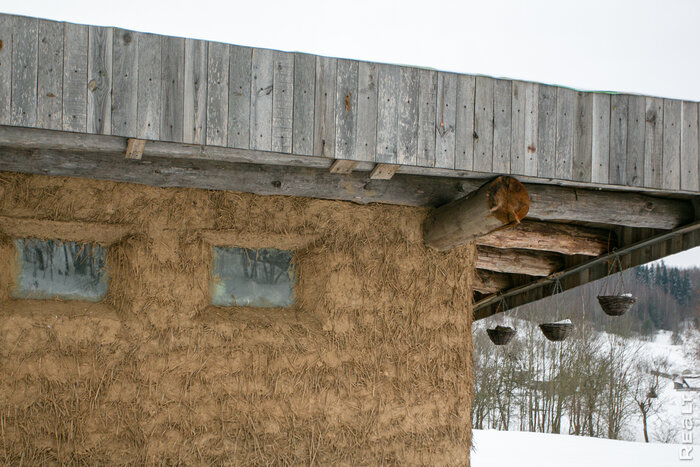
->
[111,29,138,137]
[493,79,512,174]
[476,246,563,277]
[626,95,645,186]
[313,56,336,157]
[572,91,592,182]
[206,42,230,147]
[292,53,315,156]
[272,51,294,153]
[160,36,185,142]
[63,23,88,132]
[644,97,664,188]
[536,84,556,178]
[136,33,161,140]
[227,45,251,149]
[11,16,38,127]
[355,61,377,162]
[334,59,358,159]
[0,15,12,125]
[522,82,539,176]
[510,81,526,175]
[369,163,399,180]
[455,74,475,170]
[555,87,575,179]
[87,26,112,134]
[435,72,457,168]
[591,93,610,183]
[416,69,437,167]
[183,38,208,144]
[397,66,419,165]
[680,101,699,191]
[662,99,681,190]
[376,63,399,163]
[37,19,63,130]
[329,159,358,174]
[474,76,494,172]
[250,48,274,151]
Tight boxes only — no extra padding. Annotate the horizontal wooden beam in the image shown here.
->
[526,184,694,229]
[476,245,563,277]
[423,176,529,251]
[473,269,514,294]
[476,220,614,256]
[474,220,700,320]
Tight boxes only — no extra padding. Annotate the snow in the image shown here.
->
[471,429,695,467]
[551,318,572,324]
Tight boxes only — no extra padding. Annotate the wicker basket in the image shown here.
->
[597,295,636,316]
[487,326,516,345]
[539,322,573,342]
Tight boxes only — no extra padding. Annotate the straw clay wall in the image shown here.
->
[0,172,474,465]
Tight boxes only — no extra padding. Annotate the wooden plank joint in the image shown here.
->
[329,159,359,174]
[369,163,399,180]
[125,138,146,160]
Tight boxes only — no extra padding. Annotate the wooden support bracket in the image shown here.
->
[369,163,400,180]
[329,159,359,174]
[125,138,146,160]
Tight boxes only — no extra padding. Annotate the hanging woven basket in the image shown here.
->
[487,325,516,345]
[539,320,573,342]
[597,294,636,316]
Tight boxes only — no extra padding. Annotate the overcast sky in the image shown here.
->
[2,0,699,267]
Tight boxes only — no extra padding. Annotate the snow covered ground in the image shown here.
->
[471,429,697,466]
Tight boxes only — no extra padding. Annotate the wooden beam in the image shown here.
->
[423,176,530,251]
[473,269,514,294]
[476,220,614,256]
[329,159,358,174]
[125,138,145,159]
[370,163,399,180]
[526,184,694,229]
[0,216,134,245]
[476,245,563,276]
[474,220,700,320]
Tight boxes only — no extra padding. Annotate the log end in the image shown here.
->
[487,176,530,225]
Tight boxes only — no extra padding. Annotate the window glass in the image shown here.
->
[210,246,294,307]
[12,238,108,301]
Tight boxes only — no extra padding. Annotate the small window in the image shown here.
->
[12,238,108,302]
[210,246,295,308]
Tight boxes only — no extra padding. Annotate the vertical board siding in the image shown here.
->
[206,42,230,147]
[111,29,138,137]
[355,61,377,162]
[510,81,526,175]
[554,87,575,179]
[37,20,64,130]
[87,26,113,135]
[536,84,557,177]
[397,67,419,165]
[474,76,494,172]
[626,95,645,186]
[610,94,629,185]
[313,56,337,157]
[0,15,12,125]
[183,39,208,144]
[250,48,274,151]
[680,101,699,191]
[62,23,88,132]
[519,82,539,176]
[136,33,161,140]
[376,64,399,163]
[572,92,592,182]
[662,99,681,190]
[292,53,315,156]
[435,72,457,169]
[227,45,251,149]
[272,51,294,153]
[416,69,437,167]
[591,93,610,183]
[335,59,358,159]
[455,75,475,170]
[160,36,185,142]
[11,16,38,127]
[493,79,512,174]
[644,97,664,188]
